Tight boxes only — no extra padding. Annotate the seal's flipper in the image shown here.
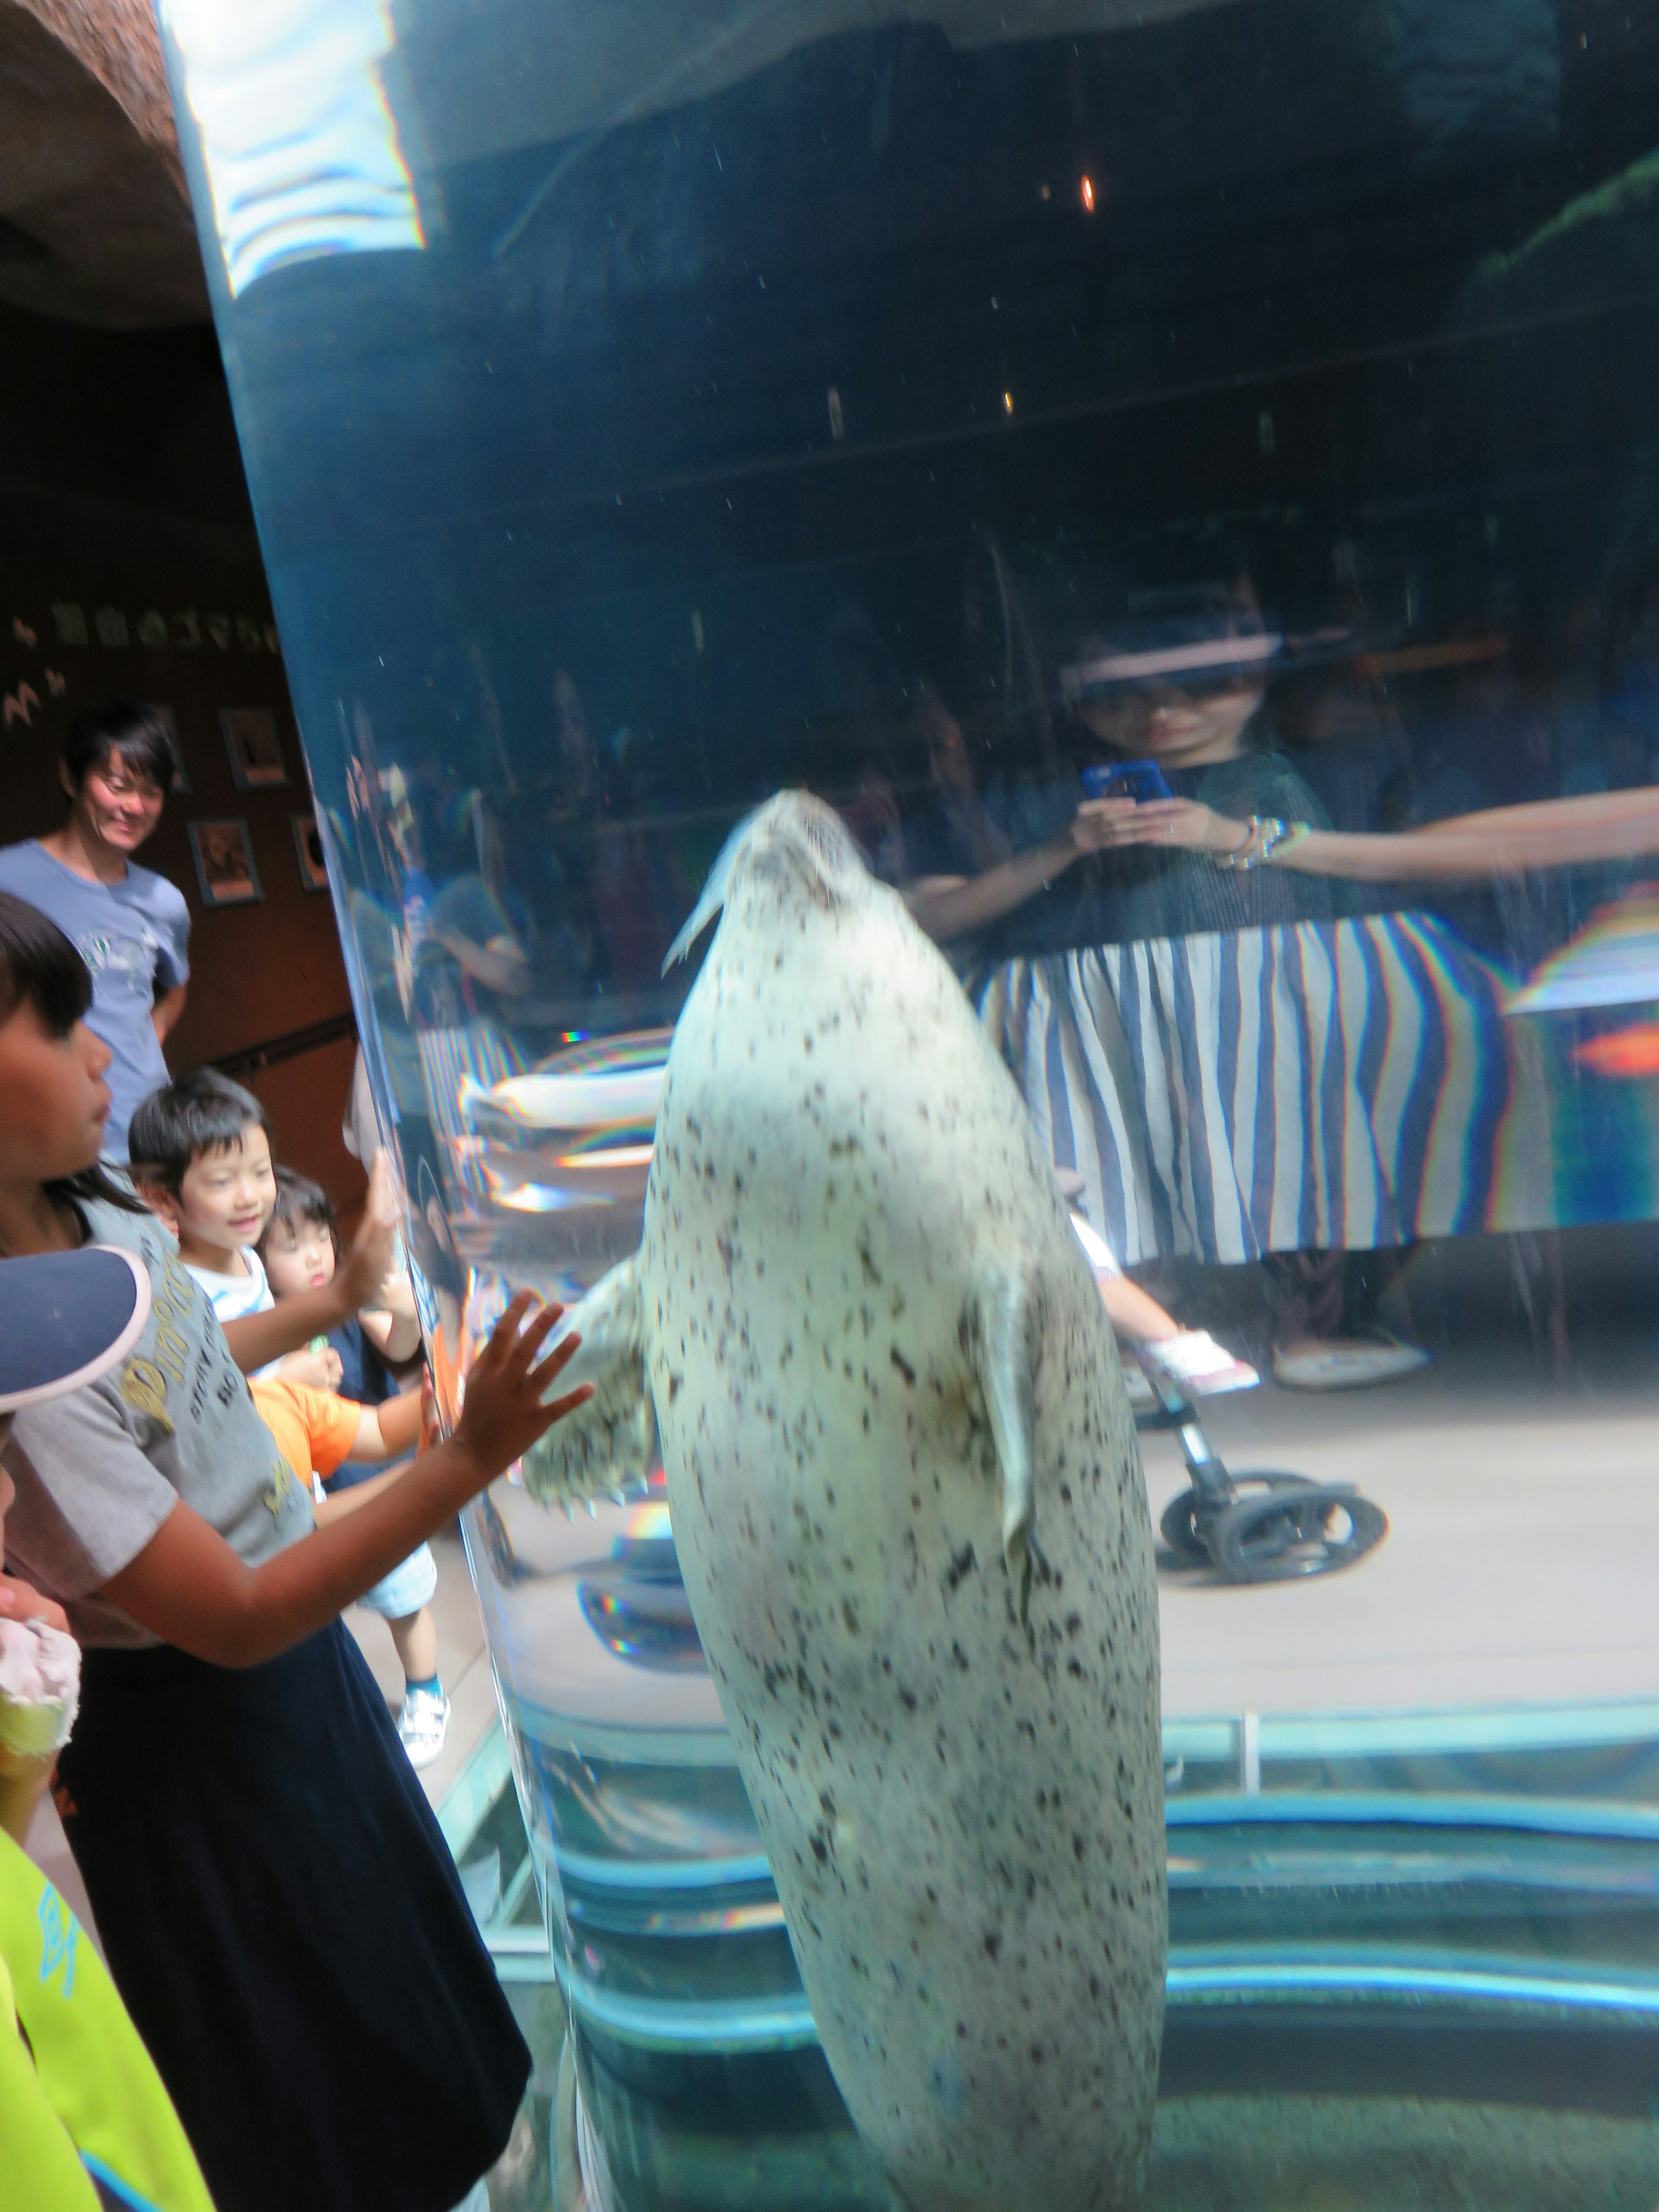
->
[663,810,757,972]
[966,1265,1042,1581]
[520,1255,659,1509]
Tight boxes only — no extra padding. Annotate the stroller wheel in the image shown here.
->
[1211,1482,1388,1583]
[1160,1473,1320,1565]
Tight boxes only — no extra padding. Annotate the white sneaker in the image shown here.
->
[1273,1336,1430,1391]
[397,1686,451,1770]
[1140,1330,1260,1398]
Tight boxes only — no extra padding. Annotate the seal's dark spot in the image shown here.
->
[984,1931,1001,1960]
[890,1345,916,1386]
[944,1542,976,1592]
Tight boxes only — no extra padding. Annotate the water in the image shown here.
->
[159,2,1659,2201]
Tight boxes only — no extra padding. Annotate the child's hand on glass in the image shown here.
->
[372,1262,419,1325]
[337,1153,400,1313]
[450,1294,591,1489]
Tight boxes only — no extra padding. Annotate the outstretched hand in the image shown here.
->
[451,1292,593,1485]
[338,1152,401,1311]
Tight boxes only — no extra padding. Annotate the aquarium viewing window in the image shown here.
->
[161,1,1659,2203]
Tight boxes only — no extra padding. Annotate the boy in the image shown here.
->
[128,1067,396,1386]
[261,1169,450,1768]
[0,1243,214,2212]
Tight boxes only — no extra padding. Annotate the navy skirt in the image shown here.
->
[57,1621,530,2212]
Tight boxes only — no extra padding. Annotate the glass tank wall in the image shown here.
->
[161,3,1659,2203]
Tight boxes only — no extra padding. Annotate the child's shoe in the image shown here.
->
[397,1685,451,1770]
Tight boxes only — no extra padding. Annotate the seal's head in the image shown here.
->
[664,789,872,971]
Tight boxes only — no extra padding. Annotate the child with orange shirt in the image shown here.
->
[248,1373,426,1530]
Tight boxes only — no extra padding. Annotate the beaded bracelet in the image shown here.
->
[1214,816,1310,871]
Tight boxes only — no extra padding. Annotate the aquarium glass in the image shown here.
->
[159,1,1659,2202]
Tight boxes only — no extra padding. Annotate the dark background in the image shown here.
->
[0,301,361,1210]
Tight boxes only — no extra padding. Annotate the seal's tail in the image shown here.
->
[663,789,870,973]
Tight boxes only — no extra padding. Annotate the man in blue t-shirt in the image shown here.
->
[0,702,190,1164]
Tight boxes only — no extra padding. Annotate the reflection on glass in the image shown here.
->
[161,0,1659,2201]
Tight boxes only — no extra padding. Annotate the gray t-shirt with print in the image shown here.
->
[0,841,191,1165]
[1,1193,314,1649]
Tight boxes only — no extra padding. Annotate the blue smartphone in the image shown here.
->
[1081,760,1173,803]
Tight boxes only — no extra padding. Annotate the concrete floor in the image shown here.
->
[1147,1338,1659,1716]
[359,1326,1659,1791]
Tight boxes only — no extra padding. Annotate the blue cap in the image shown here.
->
[0,1247,152,1413]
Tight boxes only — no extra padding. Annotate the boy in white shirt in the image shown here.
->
[128,1068,343,1387]
[130,1071,449,1764]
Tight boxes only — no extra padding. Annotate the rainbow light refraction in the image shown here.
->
[1507,888,1659,1015]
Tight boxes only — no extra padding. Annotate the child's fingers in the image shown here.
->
[525,1331,583,1399]
[534,1381,596,1430]
[478,1290,539,1368]
[0,1578,70,1633]
[493,1297,566,1379]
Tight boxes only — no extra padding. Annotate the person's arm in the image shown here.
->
[99,1293,590,1669]
[311,1466,407,1525]
[345,1386,423,1462]
[1099,1273,1182,1344]
[433,925,532,995]
[1102,788,1659,885]
[219,1154,399,1374]
[151,981,188,1047]
[904,801,1140,942]
[359,1307,421,1363]
[358,1262,421,1363]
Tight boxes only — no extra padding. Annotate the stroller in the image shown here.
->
[1136,1344,1388,1583]
[1068,1204,1389,1585]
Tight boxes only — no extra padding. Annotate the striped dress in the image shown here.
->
[973,909,1556,1268]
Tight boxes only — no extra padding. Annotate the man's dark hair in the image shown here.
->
[0,892,146,1218]
[62,702,180,797]
[128,1068,270,1196]
[259,1164,339,1259]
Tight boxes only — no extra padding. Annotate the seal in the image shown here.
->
[523,791,1166,2212]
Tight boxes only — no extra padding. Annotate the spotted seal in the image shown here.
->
[523,791,1165,2211]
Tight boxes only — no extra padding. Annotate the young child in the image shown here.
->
[0,890,592,2212]
[0,1243,214,2212]
[127,1065,393,1388]
[259,1167,451,1765]
[249,1368,425,1522]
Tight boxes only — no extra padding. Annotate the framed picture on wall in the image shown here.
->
[292,812,329,892]
[220,706,287,788]
[143,704,188,791]
[188,818,262,907]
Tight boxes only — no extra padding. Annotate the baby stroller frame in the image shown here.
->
[1137,1350,1389,1583]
